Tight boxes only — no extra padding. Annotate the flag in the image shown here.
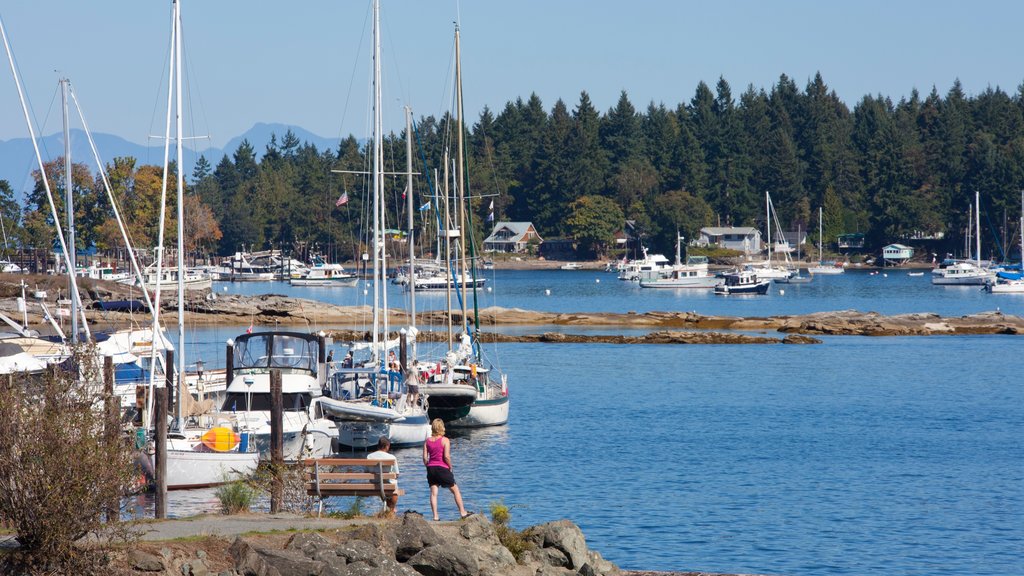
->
[246,322,253,334]
[418,201,431,212]
[335,191,349,207]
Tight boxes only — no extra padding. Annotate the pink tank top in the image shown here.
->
[425,436,449,469]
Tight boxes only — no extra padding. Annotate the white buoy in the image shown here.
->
[883,273,888,278]
[222,286,228,291]
[487,286,492,292]
[779,289,785,296]
[363,289,368,295]
[545,289,551,296]
[595,278,600,283]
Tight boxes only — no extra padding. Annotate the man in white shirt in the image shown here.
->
[367,436,399,516]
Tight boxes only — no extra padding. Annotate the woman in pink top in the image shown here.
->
[422,418,469,521]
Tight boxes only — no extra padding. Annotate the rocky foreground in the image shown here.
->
[116,513,624,576]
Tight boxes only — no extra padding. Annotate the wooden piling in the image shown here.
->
[154,386,167,519]
[226,341,234,384]
[269,368,284,513]
[165,350,175,416]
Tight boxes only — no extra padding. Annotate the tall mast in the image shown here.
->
[819,206,823,264]
[765,191,771,265]
[371,0,384,364]
[174,0,186,426]
[455,24,468,333]
[61,78,78,343]
[975,190,982,266]
[405,106,416,336]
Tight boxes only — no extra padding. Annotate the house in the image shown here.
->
[837,233,865,250]
[696,227,762,255]
[882,243,914,266]
[483,222,542,253]
[774,229,809,254]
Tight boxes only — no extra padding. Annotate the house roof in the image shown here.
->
[884,243,913,251]
[701,226,759,236]
[484,222,540,244]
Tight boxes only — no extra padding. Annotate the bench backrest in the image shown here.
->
[301,458,399,501]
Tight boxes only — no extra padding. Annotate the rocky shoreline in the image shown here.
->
[2,274,1021,338]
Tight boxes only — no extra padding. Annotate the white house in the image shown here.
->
[483,222,542,253]
[696,227,763,255]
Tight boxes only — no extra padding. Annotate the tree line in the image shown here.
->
[4,72,1024,263]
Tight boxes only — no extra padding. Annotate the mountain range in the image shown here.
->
[0,122,338,202]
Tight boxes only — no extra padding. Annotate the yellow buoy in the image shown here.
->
[201,426,240,452]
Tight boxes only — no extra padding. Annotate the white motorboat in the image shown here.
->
[640,236,720,289]
[163,430,259,490]
[618,247,672,281]
[119,264,212,291]
[935,192,994,285]
[290,264,358,287]
[406,270,485,292]
[221,331,339,461]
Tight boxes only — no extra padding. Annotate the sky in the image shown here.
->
[2,0,1023,149]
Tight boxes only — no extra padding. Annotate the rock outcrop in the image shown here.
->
[219,513,618,576]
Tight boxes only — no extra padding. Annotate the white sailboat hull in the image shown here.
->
[446,395,509,428]
[335,414,430,449]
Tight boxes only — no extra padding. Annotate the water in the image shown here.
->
[152,271,1023,575]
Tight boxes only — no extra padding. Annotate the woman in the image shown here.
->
[422,418,469,521]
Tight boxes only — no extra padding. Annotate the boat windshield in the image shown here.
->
[222,392,313,412]
[234,333,317,374]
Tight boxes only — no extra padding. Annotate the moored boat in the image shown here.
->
[714,270,771,295]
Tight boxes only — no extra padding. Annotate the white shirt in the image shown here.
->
[367,450,398,483]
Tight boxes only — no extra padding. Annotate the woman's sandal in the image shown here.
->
[433,517,440,521]
[460,512,474,519]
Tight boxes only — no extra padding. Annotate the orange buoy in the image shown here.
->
[201,426,240,452]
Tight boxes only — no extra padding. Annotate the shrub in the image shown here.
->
[489,500,532,563]
[0,345,137,573]
[215,479,256,514]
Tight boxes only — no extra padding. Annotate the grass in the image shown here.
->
[323,497,366,520]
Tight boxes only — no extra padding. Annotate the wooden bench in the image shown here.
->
[302,458,405,517]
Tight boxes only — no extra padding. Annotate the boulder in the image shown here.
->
[458,514,500,546]
[257,549,325,576]
[522,546,569,568]
[129,549,166,572]
[406,543,481,576]
[230,536,280,576]
[395,511,444,561]
[525,520,588,570]
[286,533,334,557]
[585,550,619,575]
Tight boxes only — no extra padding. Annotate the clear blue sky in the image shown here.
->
[2,0,1022,149]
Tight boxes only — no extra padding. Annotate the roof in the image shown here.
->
[700,227,759,236]
[884,243,913,250]
[484,222,539,244]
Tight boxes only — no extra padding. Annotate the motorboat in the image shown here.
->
[714,270,771,295]
[640,237,719,289]
[290,264,358,287]
[220,331,338,461]
[618,247,672,281]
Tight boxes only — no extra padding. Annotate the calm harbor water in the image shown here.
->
[147,270,1022,575]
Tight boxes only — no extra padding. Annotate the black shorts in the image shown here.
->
[407,384,419,394]
[427,465,456,488]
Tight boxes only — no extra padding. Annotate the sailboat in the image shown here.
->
[986,191,1024,293]
[932,192,995,285]
[155,0,257,483]
[328,0,429,449]
[746,191,795,279]
[808,207,844,275]
[418,23,509,428]
[775,224,812,283]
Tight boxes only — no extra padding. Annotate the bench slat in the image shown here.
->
[305,472,398,482]
[302,458,396,468]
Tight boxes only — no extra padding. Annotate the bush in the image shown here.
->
[0,345,137,573]
[489,500,532,563]
[215,479,256,514]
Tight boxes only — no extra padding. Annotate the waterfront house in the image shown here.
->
[484,222,542,253]
[696,227,762,255]
[838,233,866,251]
[882,243,914,266]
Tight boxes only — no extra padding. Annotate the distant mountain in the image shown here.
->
[0,122,338,202]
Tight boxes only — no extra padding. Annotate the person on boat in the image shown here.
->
[326,349,334,364]
[341,351,353,369]
[388,350,401,372]
[406,360,421,408]
[423,418,470,521]
[367,436,399,517]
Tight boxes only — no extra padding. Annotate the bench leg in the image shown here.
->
[318,499,323,519]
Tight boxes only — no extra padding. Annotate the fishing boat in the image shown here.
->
[618,247,672,281]
[808,207,845,275]
[714,270,771,295]
[290,263,358,287]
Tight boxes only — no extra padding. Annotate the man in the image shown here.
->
[367,436,399,516]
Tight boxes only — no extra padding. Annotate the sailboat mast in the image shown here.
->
[765,191,771,266]
[370,0,382,363]
[975,191,982,266]
[405,107,416,333]
[443,155,453,349]
[819,206,823,264]
[174,0,186,426]
[455,25,469,333]
[61,78,78,343]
